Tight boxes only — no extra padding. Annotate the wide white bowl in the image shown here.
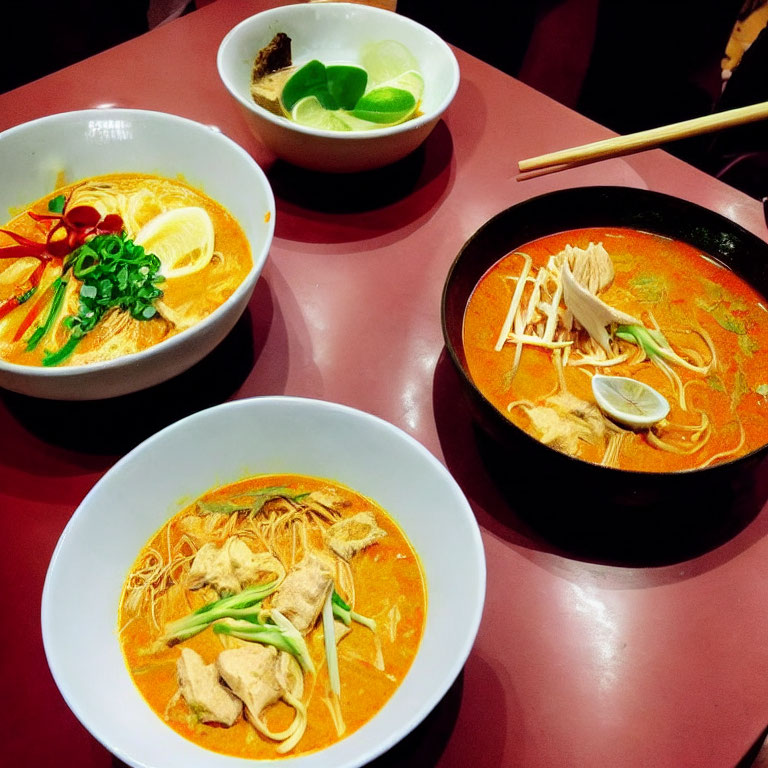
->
[0,109,275,400]
[217,3,460,173]
[42,396,486,768]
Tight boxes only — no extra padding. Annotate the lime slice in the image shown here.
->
[361,40,420,85]
[291,95,353,131]
[135,207,215,279]
[591,374,670,429]
[350,70,424,124]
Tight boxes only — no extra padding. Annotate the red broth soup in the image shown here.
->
[462,227,768,473]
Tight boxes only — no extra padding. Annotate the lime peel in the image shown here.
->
[591,373,670,429]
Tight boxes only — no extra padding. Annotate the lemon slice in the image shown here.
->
[591,374,670,429]
[361,40,420,85]
[134,207,214,279]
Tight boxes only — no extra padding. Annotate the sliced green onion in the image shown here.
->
[26,277,68,351]
[322,588,341,696]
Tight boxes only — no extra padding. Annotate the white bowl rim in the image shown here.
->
[217,2,460,141]
[41,395,487,768]
[0,107,276,380]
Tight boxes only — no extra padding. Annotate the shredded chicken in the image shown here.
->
[565,241,615,295]
[519,392,606,456]
[560,261,640,354]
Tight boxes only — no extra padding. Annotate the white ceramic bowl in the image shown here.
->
[42,396,486,768]
[0,109,275,400]
[217,3,460,173]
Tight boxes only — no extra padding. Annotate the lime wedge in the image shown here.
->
[134,207,214,279]
[591,374,670,429]
[350,70,424,124]
[361,40,420,85]
[291,96,353,131]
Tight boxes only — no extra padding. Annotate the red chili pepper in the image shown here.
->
[12,281,54,342]
[0,195,124,325]
[65,205,102,230]
[7,199,123,260]
[0,297,22,321]
[27,211,64,223]
[0,244,47,259]
[97,213,123,234]
[0,229,48,256]
[0,257,53,325]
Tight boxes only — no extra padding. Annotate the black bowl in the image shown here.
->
[441,186,768,519]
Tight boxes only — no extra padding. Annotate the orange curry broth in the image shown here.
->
[0,173,251,367]
[463,227,768,472]
[118,474,426,759]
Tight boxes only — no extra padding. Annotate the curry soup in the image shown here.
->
[0,173,251,367]
[118,474,426,759]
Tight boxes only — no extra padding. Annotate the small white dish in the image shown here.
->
[217,3,460,172]
[0,108,275,400]
[42,396,486,768]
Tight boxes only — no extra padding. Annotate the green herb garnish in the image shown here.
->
[48,195,66,214]
[331,589,376,631]
[26,277,68,351]
[38,232,165,366]
[197,487,309,517]
[161,581,281,645]
[212,605,315,674]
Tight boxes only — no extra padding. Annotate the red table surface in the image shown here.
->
[2,2,768,766]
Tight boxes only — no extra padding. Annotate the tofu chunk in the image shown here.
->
[216,645,282,722]
[177,647,242,726]
[271,553,333,635]
[187,537,284,595]
[324,511,387,560]
[308,487,350,510]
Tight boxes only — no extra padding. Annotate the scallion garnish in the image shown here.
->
[37,232,165,366]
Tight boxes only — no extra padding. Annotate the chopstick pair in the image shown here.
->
[517,100,768,177]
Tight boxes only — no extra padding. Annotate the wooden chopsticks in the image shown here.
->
[517,101,768,176]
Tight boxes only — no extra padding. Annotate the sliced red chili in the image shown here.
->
[0,196,125,328]
[0,243,47,259]
[98,213,124,233]
[65,205,102,230]
[0,228,49,254]
[12,281,54,342]
[0,296,22,321]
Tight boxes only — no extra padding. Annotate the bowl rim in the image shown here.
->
[41,394,487,768]
[441,184,768,479]
[216,1,460,141]
[0,107,276,381]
